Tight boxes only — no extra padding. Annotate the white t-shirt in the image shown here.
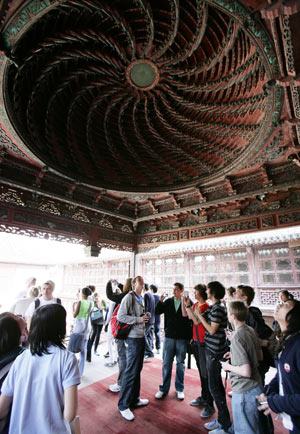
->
[25,297,60,319]
[1,346,80,434]
[10,297,34,317]
[14,290,27,300]
[106,300,116,323]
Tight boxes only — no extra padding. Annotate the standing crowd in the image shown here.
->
[0,276,300,434]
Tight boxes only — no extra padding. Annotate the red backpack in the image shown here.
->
[111,293,135,340]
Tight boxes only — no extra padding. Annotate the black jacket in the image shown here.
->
[144,291,155,325]
[155,297,192,340]
[247,306,274,371]
[106,281,125,305]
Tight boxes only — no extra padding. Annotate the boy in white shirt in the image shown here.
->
[25,280,61,328]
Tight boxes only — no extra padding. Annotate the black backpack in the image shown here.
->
[247,306,273,339]
[247,306,274,369]
[34,298,61,309]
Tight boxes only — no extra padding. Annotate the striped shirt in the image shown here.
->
[203,301,228,355]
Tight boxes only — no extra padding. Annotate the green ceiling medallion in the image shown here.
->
[130,62,157,88]
[126,60,159,91]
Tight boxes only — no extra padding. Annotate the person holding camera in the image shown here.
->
[154,282,192,401]
[183,284,215,419]
[193,281,232,434]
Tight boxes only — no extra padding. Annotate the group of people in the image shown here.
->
[0,275,300,434]
[106,277,300,434]
[0,277,109,433]
[71,285,108,377]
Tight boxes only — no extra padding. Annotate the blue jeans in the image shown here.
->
[144,324,154,357]
[79,339,88,376]
[232,385,263,434]
[154,324,161,350]
[116,339,127,387]
[118,337,145,411]
[160,337,188,394]
[206,350,231,431]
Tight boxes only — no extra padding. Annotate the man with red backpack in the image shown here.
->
[117,276,150,421]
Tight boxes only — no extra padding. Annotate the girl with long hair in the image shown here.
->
[257,299,300,433]
[0,304,80,434]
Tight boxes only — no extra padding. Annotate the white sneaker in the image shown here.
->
[155,390,165,399]
[135,398,149,407]
[119,408,135,421]
[109,383,121,393]
[204,419,222,430]
[176,391,184,400]
[228,390,232,397]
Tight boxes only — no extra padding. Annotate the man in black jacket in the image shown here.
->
[154,282,192,401]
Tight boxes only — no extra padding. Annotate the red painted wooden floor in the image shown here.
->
[78,358,285,434]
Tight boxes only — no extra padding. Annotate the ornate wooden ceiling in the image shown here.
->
[0,0,300,255]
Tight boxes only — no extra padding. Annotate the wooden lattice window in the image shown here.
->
[190,249,251,287]
[256,245,298,286]
[142,256,185,290]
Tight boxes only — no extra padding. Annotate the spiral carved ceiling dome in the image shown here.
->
[5,0,273,193]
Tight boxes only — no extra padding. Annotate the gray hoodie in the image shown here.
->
[117,291,145,338]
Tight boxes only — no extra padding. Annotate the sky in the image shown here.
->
[0,232,131,310]
[0,232,131,264]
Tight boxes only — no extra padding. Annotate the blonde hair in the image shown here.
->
[29,286,40,298]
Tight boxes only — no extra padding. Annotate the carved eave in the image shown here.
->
[261,3,300,147]
[0,0,300,253]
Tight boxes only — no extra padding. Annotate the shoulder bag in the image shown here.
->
[68,302,92,353]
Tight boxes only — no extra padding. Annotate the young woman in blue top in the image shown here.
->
[0,304,80,434]
[258,299,300,434]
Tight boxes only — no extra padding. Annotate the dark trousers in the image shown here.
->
[206,350,231,431]
[144,323,154,357]
[116,339,127,387]
[259,364,274,434]
[191,341,213,407]
[87,323,103,360]
[154,324,161,350]
[118,337,145,411]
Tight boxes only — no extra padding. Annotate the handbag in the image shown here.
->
[68,302,92,353]
[91,307,103,324]
[70,416,81,434]
[68,333,85,353]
